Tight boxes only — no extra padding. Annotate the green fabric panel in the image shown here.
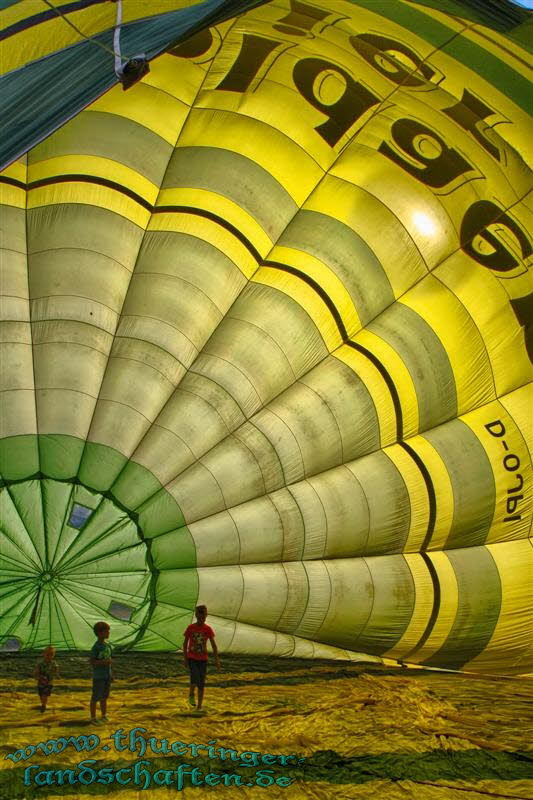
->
[30,109,174,185]
[27,204,144,268]
[41,478,74,567]
[423,419,495,549]
[57,503,138,572]
[0,203,26,253]
[423,547,501,670]
[356,555,415,655]
[279,210,394,326]
[441,34,532,112]
[299,356,381,462]
[508,19,533,55]
[0,488,42,570]
[163,146,298,240]
[38,434,85,479]
[77,442,128,491]
[156,568,199,610]
[8,480,46,568]
[349,451,410,555]
[368,303,457,431]
[135,604,193,650]
[48,595,77,650]
[151,525,205,570]
[52,485,103,566]
[138,488,189,543]
[112,459,168,511]
[307,559,373,647]
[0,435,39,481]
[133,229,247,311]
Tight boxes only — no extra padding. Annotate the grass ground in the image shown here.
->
[1,654,532,799]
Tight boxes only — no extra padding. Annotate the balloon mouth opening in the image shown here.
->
[3,473,155,647]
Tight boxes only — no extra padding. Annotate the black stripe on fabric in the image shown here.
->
[399,440,437,552]
[157,205,262,263]
[0,0,107,43]
[397,439,440,662]
[27,173,154,211]
[0,175,25,189]
[263,260,349,339]
[402,552,441,662]
[346,341,403,441]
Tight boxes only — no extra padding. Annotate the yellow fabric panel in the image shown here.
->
[28,154,160,207]
[304,175,428,298]
[464,540,533,673]
[435,251,533,398]
[0,179,25,209]
[333,345,397,447]
[158,186,273,255]
[381,553,434,660]
[352,328,419,437]
[384,444,430,553]
[268,244,361,334]
[137,52,211,108]
[27,182,150,229]
[89,80,190,145]
[408,551,458,664]
[400,276,495,416]
[1,5,115,75]
[253,266,341,352]
[149,212,257,278]
[402,435,454,551]
[177,108,324,207]
[331,142,457,273]
[500,384,533,464]
[460,395,532,545]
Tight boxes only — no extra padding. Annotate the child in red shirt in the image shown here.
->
[183,605,220,712]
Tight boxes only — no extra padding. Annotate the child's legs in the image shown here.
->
[39,684,52,709]
[196,663,207,709]
[91,679,110,716]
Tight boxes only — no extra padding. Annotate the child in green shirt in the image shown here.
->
[89,621,113,724]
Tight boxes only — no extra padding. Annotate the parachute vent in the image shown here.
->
[108,602,134,622]
[0,638,22,653]
[67,504,93,530]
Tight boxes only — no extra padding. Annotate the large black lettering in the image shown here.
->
[350,33,436,88]
[168,29,213,59]
[378,118,473,188]
[273,0,330,36]
[461,201,532,272]
[443,89,501,162]
[292,58,380,146]
[510,293,533,364]
[216,34,280,92]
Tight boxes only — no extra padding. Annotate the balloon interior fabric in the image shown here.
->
[0,0,532,674]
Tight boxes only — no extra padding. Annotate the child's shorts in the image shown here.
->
[91,678,111,702]
[37,683,53,698]
[188,659,207,689]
